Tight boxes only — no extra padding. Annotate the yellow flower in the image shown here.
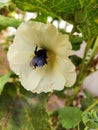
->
[7,21,76,93]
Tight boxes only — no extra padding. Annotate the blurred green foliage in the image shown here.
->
[0,83,50,130]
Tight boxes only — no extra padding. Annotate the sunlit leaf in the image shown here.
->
[12,0,46,13]
[77,0,98,38]
[0,72,11,94]
[58,107,82,129]
[12,0,80,21]
[0,15,21,28]
[0,2,9,9]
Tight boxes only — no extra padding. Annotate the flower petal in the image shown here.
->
[20,67,47,91]
[7,40,34,75]
[32,70,66,93]
[28,22,58,49]
[65,71,76,87]
[8,51,33,74]
[15,22,58,49]
[15,22,38,46]
[51,33,72,57]
[56,57,77,87]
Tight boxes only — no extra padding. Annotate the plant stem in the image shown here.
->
[66,86,80,106]
[84,126,88,130]
[86,37,98,66]
[77,123,80,130]
[66,37,95,105]
[77,37,94,83]
[83,99,98,115]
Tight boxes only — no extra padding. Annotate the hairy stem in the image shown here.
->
[83,99,98,115]
[77,37,94,83]
[86,37,98,66]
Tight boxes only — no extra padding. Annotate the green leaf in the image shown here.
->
[29,100,51,130]
[81,89,95,110]
[12,0,47,13]
[0,83,51,130]
[12,0,98,38]
[19,83,37,98]
[69,55,82,66]
[12,0,80,21]
[58,107,82,129]
[0,15,21,28]
[69,35,83,50]
[12,0,53,23]
[77,0,98,38]
[0,2,9,9]
[32,12,48,23]
[82,110,98,129]
[0,72,11,94]
[74,8,87,24]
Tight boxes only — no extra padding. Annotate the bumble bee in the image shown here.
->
[30,46,47,68]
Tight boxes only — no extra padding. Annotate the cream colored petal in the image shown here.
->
[56,57,77,87]
[7,39,34,74]
[8,23,35,53]
[14,22,38,47]
[19,66,47,91]
[30,22,72,57]
[64,70,77,87]
[31,70,66,93]
[14,21,58,50]
[7,22,38,74]
[51,33,72,57]
[28,22,58,49]
[7,50,33,75]
[52,34,71,49]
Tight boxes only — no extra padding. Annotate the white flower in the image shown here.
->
[7,21,76,93]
